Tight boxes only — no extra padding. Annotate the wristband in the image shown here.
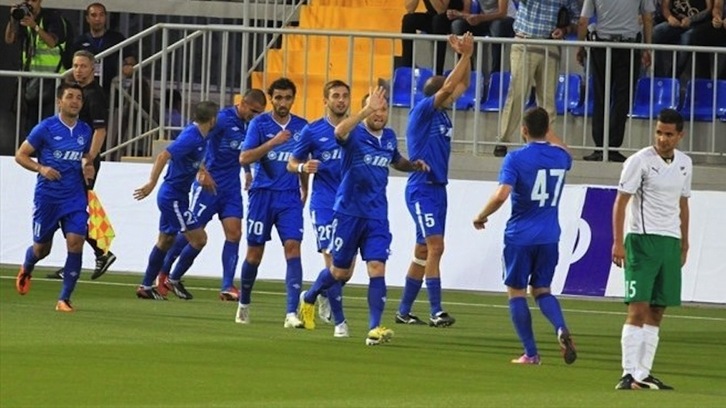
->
[297,163,304,173]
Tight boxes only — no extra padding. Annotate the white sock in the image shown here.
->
[621,324,643,378]
[636,324,660,381]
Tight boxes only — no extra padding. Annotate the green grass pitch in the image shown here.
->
[1,266,725,407]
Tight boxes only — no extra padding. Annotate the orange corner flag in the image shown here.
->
[87,190,115,253]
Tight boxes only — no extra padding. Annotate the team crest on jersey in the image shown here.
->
[77,136,85,145]
[293,132,301,142]
[363,154,373,164]
[230,140,239,149]
[321,151,331,161]
[386,141,394,151]
[53,150,62,159]
[193,161,201,169]
[267,151,277,160]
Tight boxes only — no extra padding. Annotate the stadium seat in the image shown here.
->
[631,77,680,119]
[570,76,594,117]
[443,70,482,110]
[480,71,510,112]
[681,79,726,121]
[556,73,583,115]
[391,67,434,108]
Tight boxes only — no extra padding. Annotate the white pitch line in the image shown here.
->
[3,275,725,322]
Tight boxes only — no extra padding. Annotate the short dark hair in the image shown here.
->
[85,2,107,15]
[194,100,219,123]
[57,82,83,99]
[268,77,296,97]
[243,88,267,106]
[657,108,684,132]
[422,76,445,97]
[522,107,549,139]
[323,80,350,99]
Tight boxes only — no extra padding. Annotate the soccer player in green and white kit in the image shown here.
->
[612,108,692,391]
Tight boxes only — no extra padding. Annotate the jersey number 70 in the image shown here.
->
[530,169,566,207]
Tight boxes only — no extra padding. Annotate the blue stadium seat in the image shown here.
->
[681,79,726,121]
[391,67,434,108]
[480,71,510,112]
[556,73,583,115]
[443,70,482,110]
[571,76,594,117]
[631,77,680,119]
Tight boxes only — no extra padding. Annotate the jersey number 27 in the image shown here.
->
[531,169,566,207]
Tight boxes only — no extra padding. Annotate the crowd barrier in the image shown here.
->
[1,157,723,304]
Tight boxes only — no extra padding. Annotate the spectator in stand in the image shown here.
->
[579,0,654,163]
[5,0,69,133]
[448,0,516,74]
[70,2,137,95]
[687,0,726,79]
[400,0,465,75]
[652,0,713,78]
[494,0,581,158]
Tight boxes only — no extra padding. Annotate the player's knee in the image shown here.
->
[331,267,352,281]
[413,244,428,260]
[157,234,176,250]
[283,240,301,258]
[245,246,264,264]
[225,229,242,243]
[427,239,445,258]
[35,243,52,259]
[188,231,207,249]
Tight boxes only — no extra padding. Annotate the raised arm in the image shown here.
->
[334,86,387,142]
[433,32,474,109]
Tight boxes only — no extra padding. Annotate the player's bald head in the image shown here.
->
[423,76,445,97]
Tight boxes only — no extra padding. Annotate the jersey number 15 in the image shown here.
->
[531,169,566,207]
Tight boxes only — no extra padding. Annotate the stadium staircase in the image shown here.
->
[251,0,422,119]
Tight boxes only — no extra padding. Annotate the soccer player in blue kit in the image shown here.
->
[236,78,309,328]
[15,82,95,312]
[298,86,429,345]
[133,101,220,300]
[472,107,577,365]
[395,32,473,327]
[157,89,267,301]
[288,80,351,337]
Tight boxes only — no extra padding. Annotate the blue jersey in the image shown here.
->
[406,96,452,185]
[163,123,206,194]
[335,124,402,220]
[243,112,308,191]
[205,106,248,192]
[499,142,572,245]
[291,117,342,212]
[26,115,92,202]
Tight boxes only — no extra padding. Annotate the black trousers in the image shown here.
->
[688,22,726,79]
[590,46,640,148]
[401,12,451,75]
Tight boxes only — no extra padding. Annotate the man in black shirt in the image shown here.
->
[400,0,464,75]
[69,2,135,95]
[49,49,116,280]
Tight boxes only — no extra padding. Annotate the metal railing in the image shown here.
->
[2,23,724,162]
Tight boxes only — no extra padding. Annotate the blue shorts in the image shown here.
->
[32,198,88,243]
[330,212,391,269]
[311,208,334,253]
[157,184,201,235]
[246,189,303,246]
[189,182,244,226]
[502,243,559,289]
[405,183,447,245]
